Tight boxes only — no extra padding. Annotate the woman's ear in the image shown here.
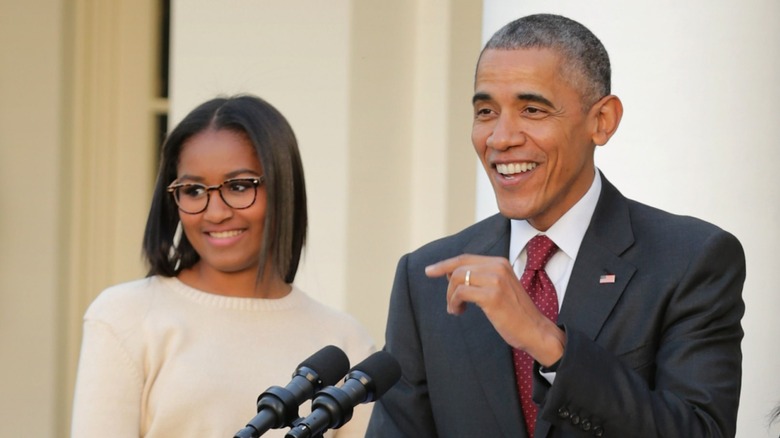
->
[591,95,623,146]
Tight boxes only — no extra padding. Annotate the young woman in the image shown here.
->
[71,95,375,437]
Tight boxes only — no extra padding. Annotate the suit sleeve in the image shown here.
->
[538,230,745,437]
[366,254,438,437]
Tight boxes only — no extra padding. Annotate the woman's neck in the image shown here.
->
[176,263,291,299]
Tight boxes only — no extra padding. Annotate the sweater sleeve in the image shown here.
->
[71,319,144,437]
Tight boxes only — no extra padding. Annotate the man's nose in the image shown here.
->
[487,114,526,151]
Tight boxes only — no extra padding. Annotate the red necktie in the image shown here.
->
[513,235,559,437]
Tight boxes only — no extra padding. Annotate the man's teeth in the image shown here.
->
[496,162,537,175]
[209,230,243,238]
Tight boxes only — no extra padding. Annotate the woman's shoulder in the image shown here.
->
[84,276,166,321]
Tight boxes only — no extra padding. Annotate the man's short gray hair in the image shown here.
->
[482,14,611,108]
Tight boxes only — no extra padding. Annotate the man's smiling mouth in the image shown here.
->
[496,162,538,176]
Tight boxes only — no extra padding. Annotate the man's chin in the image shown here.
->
[496,202,534,221]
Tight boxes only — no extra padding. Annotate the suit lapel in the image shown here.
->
[535,176,636,438]
[559,177,636,344]
[458,216,528,437]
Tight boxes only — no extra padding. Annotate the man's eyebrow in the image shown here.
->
[517,93,555,108]
[472,91,556,109]
[472,92,492,106]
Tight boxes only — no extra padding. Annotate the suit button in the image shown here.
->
[581,419,591,431]
[557,407,570,419]
[593,426,604,437]
[570,414,580,425]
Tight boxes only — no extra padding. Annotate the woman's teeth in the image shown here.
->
[209,230,243,238]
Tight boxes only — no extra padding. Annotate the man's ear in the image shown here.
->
[591,95,623,146]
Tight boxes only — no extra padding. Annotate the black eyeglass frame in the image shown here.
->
[166,176,265,214]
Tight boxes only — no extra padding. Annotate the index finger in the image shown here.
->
[424,254,485,278]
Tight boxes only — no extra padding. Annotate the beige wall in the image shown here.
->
[0,0,64,435]
[2,0,161,434]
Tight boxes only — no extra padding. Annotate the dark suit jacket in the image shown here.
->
[366,176,745,437]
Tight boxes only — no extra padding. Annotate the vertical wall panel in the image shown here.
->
[0,0,63,435]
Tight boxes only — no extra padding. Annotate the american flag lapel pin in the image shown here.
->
[599,274,616,284]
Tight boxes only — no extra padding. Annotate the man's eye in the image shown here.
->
[524,107,546,116]
[475,108,494,117]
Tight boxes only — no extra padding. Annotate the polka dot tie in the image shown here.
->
[513,234,559,437]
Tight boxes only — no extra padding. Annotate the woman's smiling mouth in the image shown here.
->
[207,229,245,239]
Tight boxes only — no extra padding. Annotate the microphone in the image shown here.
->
[284,350,402,438]
[233,345,350,438]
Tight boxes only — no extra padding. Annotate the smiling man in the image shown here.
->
[366,14,745,438]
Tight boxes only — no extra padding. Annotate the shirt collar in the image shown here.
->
[509,169,602,263]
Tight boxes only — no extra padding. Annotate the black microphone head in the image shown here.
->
[349,350,401,399]
[297,345,350,387]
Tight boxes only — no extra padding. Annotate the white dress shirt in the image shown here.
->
[508,169,602,382]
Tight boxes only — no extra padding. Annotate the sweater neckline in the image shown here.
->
[158,276,307,311]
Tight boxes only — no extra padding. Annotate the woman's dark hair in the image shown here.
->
[142,94,307,283]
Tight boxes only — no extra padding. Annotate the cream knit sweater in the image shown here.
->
[71,276,376,438]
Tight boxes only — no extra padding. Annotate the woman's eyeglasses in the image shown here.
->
[167,177,264,214]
